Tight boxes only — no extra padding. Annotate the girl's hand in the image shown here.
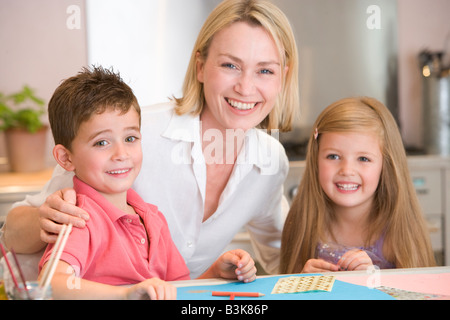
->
[301,258,340,273]
[204,249,257,283]
[39,188,89,243]
[337,249,373,271]
[126,278,177,300]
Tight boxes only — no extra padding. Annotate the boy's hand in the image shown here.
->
[126,278,177,300]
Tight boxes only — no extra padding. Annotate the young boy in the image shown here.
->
[39,66,256,299]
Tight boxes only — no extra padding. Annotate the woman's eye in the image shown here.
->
[259,68,274,75]
[222,63,237,70]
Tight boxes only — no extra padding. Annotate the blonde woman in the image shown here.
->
[280,97,435,274]
[4,0,299,278]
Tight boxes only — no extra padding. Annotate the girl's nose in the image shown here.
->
[339,160,355,176]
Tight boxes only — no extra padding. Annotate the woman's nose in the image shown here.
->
[234,71,255,96]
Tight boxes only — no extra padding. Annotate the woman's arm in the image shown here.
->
[2,205,45,253]
[2,188,88,253]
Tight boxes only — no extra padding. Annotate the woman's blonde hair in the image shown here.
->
[173,0,299,131]
[280,97,435,273]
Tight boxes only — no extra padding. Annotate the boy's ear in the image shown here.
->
[53,144,75,171]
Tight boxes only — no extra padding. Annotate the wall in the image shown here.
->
[0,0,87,171]
[397,0,450,149]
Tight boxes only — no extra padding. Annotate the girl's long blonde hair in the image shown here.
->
[280,97,435,273]
[173,0,299,132]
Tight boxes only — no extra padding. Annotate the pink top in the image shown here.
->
[39,176,190,284]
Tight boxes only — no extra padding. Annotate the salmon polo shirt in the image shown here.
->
[39,176,190,285]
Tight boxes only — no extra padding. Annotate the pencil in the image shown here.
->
[212,291,265,298]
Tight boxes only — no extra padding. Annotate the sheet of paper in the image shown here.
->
[271,276,335,294]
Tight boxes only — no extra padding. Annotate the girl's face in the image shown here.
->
[197,21,286,132]
[67,108,142,200]
[318,131,383,216]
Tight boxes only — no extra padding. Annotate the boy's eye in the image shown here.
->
[125,136,138,143]
[94,140,108,147]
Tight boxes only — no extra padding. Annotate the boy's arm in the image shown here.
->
[40,260,128,300]
[41,260,176,300]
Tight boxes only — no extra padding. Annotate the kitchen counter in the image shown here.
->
[0,168,53,222]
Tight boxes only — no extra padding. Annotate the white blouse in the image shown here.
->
[10,102,289,278]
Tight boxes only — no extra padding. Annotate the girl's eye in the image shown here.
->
[326,154,340,160]
[94,140,108,147]
[359,156,370,162]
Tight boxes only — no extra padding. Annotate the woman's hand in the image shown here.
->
[301,258,340,273]
[200,249,257,283]
[126,278,177,300]
[337,249,374,271]
[39,188,89,243]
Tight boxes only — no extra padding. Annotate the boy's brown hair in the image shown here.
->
[48,66,140,150]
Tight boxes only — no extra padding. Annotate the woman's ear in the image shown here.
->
[53,144,75,171]
[196,51,205,83]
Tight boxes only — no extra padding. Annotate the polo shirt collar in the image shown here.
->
[72,176,150,223]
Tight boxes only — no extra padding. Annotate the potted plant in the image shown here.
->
[0,85,48,172]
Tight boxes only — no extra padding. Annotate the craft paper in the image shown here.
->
[271,276,335,294]
[176,274,394,300]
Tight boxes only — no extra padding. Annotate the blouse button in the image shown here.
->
[140,238,145,244]
[187,241,193,248]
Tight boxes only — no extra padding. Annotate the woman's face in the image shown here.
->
[197,21,286,132]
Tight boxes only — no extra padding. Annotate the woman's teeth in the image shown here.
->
[226,98,257,110]
[337,183,359,191]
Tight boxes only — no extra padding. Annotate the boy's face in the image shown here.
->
[67,108,142,198]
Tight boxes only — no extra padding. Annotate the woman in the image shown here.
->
[2,0,299,278]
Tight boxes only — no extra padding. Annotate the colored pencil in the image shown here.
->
[211,291,265,300]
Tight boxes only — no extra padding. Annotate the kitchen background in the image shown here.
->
[1,0,449,265]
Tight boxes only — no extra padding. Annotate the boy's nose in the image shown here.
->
[112,143,129,160]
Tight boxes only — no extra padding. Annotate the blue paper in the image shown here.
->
[177,274,394,300]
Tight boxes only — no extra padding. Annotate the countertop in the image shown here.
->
[0,168,53,194]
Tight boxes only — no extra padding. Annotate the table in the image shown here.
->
[173,267,450,300]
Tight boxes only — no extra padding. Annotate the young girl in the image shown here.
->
[280,97,436,273]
